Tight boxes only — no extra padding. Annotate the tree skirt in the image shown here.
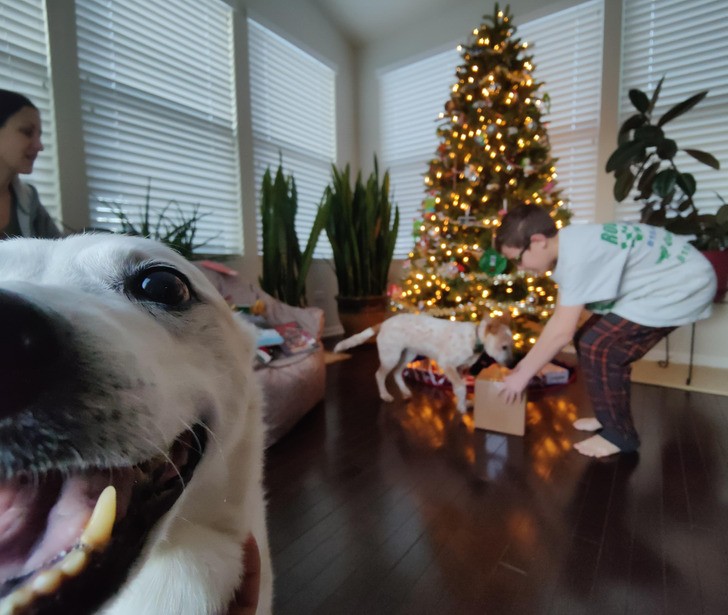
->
[403,357,575,392]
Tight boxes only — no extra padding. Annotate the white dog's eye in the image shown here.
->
[128,266,192,308]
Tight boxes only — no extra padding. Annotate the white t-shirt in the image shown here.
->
[552,223,716,327]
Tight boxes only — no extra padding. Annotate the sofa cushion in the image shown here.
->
[194,262,326,446]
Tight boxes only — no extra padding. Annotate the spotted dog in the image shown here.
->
[0,235,272,614]
[334,313,513,412]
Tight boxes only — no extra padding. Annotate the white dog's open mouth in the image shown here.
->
[0,424,207,614]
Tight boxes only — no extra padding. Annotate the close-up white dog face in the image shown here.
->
[0,234,271,614]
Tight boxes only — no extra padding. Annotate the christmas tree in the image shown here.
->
[393,3,572,355]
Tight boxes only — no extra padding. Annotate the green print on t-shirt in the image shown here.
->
[600,223,644,249]
[656,231,675,264]
[601,223,618,245]
[677,243,690,264]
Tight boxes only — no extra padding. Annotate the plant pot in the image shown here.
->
[336,295,389,339]
[702,249,728,302]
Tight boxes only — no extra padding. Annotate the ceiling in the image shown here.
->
[312,0,459,46]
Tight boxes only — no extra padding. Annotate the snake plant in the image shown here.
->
[259,162,327,306]
[320,157,399,298]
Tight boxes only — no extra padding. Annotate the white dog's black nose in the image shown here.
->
[0,290,61,414]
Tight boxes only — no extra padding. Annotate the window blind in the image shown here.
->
[247,19,336,259]
[75,0,241,254]
[518,0,604,222]
[618,0,728,221]
[0,0,60,223]
[379,48,460,257]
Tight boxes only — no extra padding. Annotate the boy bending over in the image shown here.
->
[495,204,716,458]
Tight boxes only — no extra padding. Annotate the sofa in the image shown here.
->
[195,262,326,447]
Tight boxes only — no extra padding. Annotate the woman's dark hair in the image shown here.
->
[494,203,558,251]
[0,89,37,129]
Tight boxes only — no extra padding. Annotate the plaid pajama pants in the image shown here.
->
[573,312,676,452]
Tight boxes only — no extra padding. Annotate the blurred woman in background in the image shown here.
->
[0,88,61,238]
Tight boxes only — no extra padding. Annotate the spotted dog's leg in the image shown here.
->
[374,340,401,403]
[441,365,468,413]
[392,349,417,400]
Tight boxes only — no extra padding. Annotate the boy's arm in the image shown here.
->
[501,302,584,403]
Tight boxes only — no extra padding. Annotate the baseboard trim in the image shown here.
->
[632,359,728,396]
[323,324,344,339]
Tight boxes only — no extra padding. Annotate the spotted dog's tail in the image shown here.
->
[333,324,381,353]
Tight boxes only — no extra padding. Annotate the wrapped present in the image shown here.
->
[528,360,575,390]
[403,358,475,392]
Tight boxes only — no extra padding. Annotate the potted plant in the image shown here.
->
[104,179,215,259]
[259,162,327,307]
[693,197,728,302]
[606,76,727,300]
[319,157,400,336]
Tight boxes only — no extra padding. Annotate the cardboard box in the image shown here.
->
[473,364,526,436]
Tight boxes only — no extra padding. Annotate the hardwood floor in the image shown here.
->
[264,343,728,614]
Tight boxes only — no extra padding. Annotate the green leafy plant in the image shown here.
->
[606,76,724,250]
[105,179,214,259]
[259,163,327,307]
[693,196,728,251]
[319,157,399,297]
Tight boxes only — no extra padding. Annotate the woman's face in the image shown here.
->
[0,106,44,176]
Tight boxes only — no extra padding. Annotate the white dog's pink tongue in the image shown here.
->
[23,476,118,575]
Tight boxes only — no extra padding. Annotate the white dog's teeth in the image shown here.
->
[0,588,33,614]
[30,568,63,595]
[79,485,117,549]
[0,486,117,613]
[59,548,89,577]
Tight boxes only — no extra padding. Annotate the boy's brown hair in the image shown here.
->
[494,204,558,251]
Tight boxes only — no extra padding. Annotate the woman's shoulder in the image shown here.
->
[11,176,39,209]
[11,177,62,238]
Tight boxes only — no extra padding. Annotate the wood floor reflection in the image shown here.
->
[264,342,728,614]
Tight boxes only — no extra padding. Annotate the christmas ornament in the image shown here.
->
[438,261,460,278]
[412,219,423,238]
[479,248,508,275]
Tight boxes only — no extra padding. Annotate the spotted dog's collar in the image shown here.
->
[474,328,484,354]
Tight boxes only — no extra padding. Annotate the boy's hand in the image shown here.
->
[500,366,529,404]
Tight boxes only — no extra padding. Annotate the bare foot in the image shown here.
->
[573,417,602,432]
[573,435,621,458]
